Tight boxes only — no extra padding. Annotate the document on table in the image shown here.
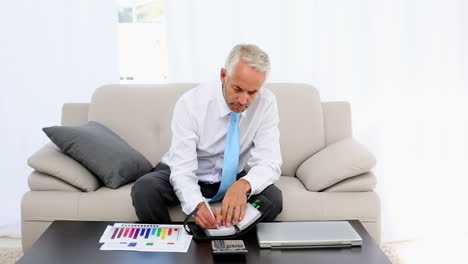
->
[99,223,192,252]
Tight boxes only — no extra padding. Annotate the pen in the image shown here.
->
[203,197,216,220]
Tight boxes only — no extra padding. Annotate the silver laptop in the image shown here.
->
[256,221,363,248]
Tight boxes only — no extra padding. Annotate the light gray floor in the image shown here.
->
[0,238,21,249]
[0,238,22,264]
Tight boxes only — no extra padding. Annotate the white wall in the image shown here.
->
[165,0,468,242]
[0,1,119,237]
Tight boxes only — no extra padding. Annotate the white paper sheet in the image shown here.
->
[99,223,192,253]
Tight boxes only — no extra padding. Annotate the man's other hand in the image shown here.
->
[194,202,222,229]
[221,179,251,227]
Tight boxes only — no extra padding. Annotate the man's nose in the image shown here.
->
[238,93,248,105]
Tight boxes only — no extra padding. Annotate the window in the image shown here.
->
[118,0,168,83]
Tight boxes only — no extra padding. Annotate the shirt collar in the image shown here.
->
[216,81,248,118]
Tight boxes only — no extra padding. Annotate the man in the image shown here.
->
[131,44,282,229]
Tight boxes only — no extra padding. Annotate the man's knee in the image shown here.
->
[257,184,283,220]
[265,184,283,213]
[131,173,166,204]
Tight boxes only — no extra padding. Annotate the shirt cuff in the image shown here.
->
[181,193,204,215]
[240,174,262,196]
[241,165,280,198]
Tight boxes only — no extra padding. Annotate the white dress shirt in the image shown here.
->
[161,81,282,215]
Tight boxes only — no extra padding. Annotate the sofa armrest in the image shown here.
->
[27,142,101,191]
[28,171,82,192]
[323,172,377,192]
[296,137,376,191]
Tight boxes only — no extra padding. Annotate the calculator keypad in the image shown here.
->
[212,240,247,254]
[214,240,244,248]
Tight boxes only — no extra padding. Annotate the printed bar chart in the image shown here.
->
[99,223,191,252]
[103,226,180,241]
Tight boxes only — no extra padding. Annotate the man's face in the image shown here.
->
[220,60,266,113]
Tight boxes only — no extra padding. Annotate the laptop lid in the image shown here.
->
[256,221,363,248]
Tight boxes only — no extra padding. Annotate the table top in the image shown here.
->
[18,220,391,264]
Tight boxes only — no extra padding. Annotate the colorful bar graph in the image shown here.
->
[104,225,180,244]
[117,228,124,238]
[133,229,140,239]
[100,224,192,252]
[111,228,119,239]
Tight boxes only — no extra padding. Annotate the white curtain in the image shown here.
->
[0,1,119,237]
[165,0,468,242]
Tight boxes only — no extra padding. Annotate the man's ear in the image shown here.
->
[220,68,227,83]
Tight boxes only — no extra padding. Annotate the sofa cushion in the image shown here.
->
[23,177,380,224]
[28,171,82,192]
[275,177,380,223]
[42,121,153,189]
[296,137,376,191]
[28,142,100,191]
[323,172,377,192]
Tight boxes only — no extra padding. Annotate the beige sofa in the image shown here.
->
[22,83,380,252]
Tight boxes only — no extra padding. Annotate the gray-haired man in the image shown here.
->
[131,44,283,229]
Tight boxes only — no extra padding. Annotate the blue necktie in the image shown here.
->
[210,112,240,202]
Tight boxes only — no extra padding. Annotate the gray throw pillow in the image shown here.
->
[42,121,152,189]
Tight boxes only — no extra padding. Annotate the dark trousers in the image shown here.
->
[131,162,283,223]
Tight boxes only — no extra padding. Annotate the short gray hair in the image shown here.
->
[224,44,270,78]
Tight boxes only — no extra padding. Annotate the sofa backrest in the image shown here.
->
[265,83,325,176]
[78,83,328,177]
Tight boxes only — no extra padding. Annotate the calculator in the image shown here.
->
[211,240,248,255]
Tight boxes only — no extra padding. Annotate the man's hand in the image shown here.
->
[194,202,222,229]
[221,179,251,227]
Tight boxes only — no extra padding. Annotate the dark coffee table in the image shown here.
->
[18,220,391,264]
